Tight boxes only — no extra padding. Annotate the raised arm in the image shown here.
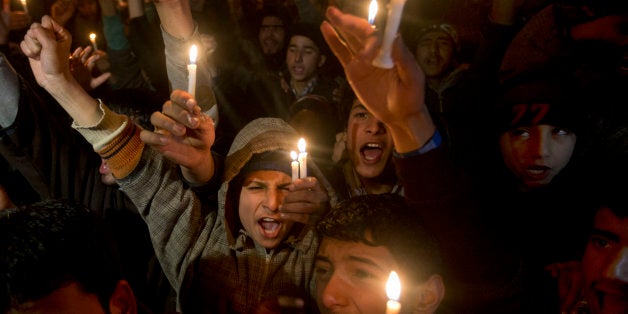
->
[20,15,102,127]
[320,6,435,153]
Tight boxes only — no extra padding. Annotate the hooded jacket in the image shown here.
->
[77,112,336,313]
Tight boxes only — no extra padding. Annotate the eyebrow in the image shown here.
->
[590,228,620,242]
[315,254,385,271]
[351,104,366,111]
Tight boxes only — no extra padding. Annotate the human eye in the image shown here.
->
[352,110,368,119]
[552,128,571,136]
[352,268,376,279]
[590,236,611,249]
[314,261,332,279]
[509,128,530,137]
[245,182,264,191]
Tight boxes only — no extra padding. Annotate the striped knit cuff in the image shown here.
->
[96,118,145,179]
[72,99,129,150]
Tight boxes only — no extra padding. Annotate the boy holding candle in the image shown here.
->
[314,193,445,314]
[320,6,523,312]
[20,15,336,314]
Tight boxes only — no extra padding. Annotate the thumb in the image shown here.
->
[391,35,423,86]
[91,72,111,89]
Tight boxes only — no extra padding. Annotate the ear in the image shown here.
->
[317,54,327,68]
[410,274,445,314]
[108,280,137,314]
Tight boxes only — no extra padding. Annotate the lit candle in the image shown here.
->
[290,151,299,182]
[187,44,198,99]
[368,0,378,26]
[385,271,401,314]
[89,33,98,51]
[20,0,28,14]
[297,138,307,179]
[372,0,407,69]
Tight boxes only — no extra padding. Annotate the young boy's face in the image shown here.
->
[238,170,294,249]
[346,101,394,179]
[415,30,457,79]
[314,237,397,313]
[286,35,325,83]
[582,207,628,314]
[499,124,576,188]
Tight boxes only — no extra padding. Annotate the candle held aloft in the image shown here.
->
[368,0,378,25]
[290,151,299,181]
[187,44,198,99]
[297,138,307,179]
[385,271,401,314]
[20,0,28,14]
[372,0,408,69]
[89,33,98,51]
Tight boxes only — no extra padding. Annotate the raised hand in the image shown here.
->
[546,261,584,314]
[50,0,76,27]
[320,7,435,152]
[280,177,330,225]
[20,15,72,89]
[70,46,111,90]
[140,89,216,184]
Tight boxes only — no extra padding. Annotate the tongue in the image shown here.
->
[362,148,383,161]
[261,221,280,232]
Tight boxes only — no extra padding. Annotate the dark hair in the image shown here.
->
[0,199,123,312]
[317,194,442,283]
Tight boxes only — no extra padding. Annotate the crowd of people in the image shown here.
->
[0,0,627,313]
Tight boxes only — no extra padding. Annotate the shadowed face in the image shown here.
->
[499,124,576,188]
[259,16,286,56]
[415,30,457,78]
[286,35,325,83]
[583,207,628,314]
[315,238,396,314]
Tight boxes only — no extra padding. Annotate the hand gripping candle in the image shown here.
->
[372,0,407,69]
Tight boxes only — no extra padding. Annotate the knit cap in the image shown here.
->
[288,22,329,55]
[415,23,461,53]
[496,70,586,135]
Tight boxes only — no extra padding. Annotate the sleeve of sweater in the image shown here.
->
[73,101,220,305]
[161,25,217,113]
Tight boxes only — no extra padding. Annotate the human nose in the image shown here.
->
[263,188,283,212]
[605,247,628,283]
[294,50,303,62]
[321,273,349,310]
[365,118,386,135]
[528,130,551,159]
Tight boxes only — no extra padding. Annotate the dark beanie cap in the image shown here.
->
[289,22,329,55]
[496,71,586,135]
[239,150,293,178]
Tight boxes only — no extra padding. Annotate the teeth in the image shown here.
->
[261,218,276,222]
[365,143,381,148]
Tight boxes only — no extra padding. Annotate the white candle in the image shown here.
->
[372,0,407,69]
[20,0,28,14]
[290,151,299,182]
[385,271,401,314]
[368,0,378,25]
[89,33,98,51]
[297,138,307,179]
[187,44,198,99]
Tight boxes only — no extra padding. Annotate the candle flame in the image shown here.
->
[368,0,378,25]
[297,138,306,153]
[386,271,401,301]
[290,151,298,161]
[89,33,96,41]
[189,44,198,64]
